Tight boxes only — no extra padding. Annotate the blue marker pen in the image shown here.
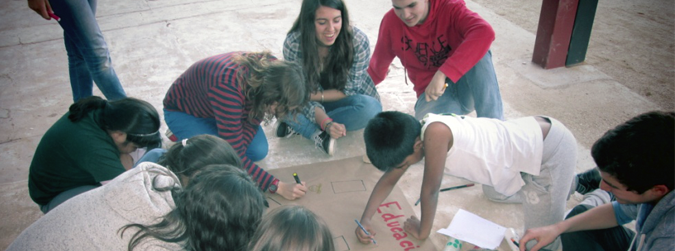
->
[354,219,377,244]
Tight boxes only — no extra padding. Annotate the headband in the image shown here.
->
[127,130,160,137]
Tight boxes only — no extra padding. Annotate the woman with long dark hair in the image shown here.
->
[157,135,241,183]
[119,164,266,251]
[28,96,161,213]
[277,0,382,156]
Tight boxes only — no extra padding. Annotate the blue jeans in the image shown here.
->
[50,0,126,101]
[414,50,503,120]
[559,190,634,251]
[560,204,634,251]
[135,148,167,166]
[283,94,382,139]
[164,109,268,161]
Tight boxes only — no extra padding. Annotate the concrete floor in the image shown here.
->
[0,0,672,250]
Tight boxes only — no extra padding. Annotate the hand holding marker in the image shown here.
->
[293,172,301,184]
[354,219,377,244]
[415,183,475,206]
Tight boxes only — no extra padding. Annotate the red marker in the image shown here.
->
[48,12,61,21]
[510,238,520,248]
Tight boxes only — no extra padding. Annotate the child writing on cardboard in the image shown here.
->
[355,111,577,251]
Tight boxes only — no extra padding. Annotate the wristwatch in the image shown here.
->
[269,179,280,194]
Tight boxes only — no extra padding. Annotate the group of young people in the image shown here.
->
[12,134,334,250]
[22,0,672,250]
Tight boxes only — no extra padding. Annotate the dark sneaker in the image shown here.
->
[575,168,602,195]
[276,122,298,138]
[313,131,334,156]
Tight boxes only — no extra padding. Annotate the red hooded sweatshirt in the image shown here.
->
[367,0,495,97]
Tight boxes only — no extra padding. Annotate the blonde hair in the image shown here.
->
[233,52,310,123]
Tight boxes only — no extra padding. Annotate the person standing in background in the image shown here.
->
[28,0,127,101]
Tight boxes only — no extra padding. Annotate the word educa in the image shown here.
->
[376,201,422,251]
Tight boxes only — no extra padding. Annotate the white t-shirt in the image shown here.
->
[421,114,543,196]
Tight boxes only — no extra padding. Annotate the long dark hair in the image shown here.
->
[68,96,161,149]
[289,0,354,92]
[119,164,266,251]
[158,134,242,181]
[234,52,310,123]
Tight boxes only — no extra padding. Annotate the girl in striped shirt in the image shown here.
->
[163,51,310,200]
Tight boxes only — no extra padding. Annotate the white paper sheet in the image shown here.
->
[436,209,506,249]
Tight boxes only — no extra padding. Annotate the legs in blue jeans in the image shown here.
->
[244,130,268,161]
[283,94,382,139]
[134,148,167,166]
[164,109,268,161]
[414,50,503,120]
[50,0,126,101]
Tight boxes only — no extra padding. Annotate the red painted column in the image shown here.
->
[532,0,579,69]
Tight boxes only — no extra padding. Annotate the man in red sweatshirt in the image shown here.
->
[368,0,503,120]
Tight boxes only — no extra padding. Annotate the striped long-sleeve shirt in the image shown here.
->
[163,52,275,191]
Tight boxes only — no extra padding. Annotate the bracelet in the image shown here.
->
[321,91,324,103]
[324,121,334,131]
[320,117,333,131]
[269,178,279,194]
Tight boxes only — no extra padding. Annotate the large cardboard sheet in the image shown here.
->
[266,156,436,251]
